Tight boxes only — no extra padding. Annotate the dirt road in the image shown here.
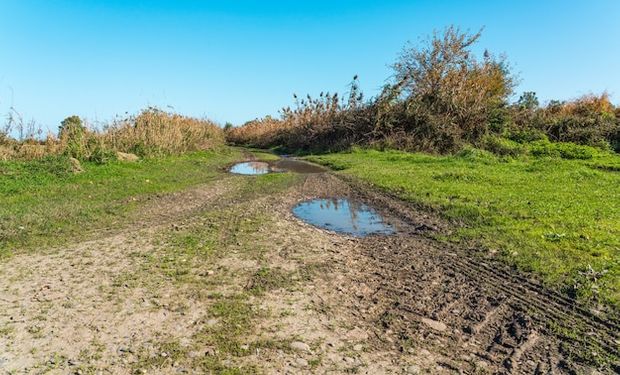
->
[0,166,617,374]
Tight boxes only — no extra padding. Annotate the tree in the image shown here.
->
[516,92,539,110]
[389,26,515,149]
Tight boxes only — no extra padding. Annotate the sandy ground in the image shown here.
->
[0,169,617,374]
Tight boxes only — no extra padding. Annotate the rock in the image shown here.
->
[290,341,311,352]
[406,364,421,374]
[294,358,308,368]
[205,318,219,327]
[353,344,363,352]
[116,152,139,162]
[346,327,369,341]
[69,158,84,173]
[421,317,447,332]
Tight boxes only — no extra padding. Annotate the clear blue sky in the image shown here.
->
[1,0,619,132]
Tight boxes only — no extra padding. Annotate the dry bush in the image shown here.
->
[1,107,224,162]
[228,77,372,152]
[228,27,515,154]
[510,93,618,149]
[101,107,224,157]
[385,26,515,152]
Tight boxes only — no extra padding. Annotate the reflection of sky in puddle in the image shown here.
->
[292,198,395,237]
[230,159,327,175]
[229,162,272,175]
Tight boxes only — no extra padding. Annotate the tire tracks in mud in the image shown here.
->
[298,172,619,374]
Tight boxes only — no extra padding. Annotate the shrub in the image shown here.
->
[507,129,548,143]
[528,140,597,160]
[552,142,596,160]
[528,140,561,158]
[389,26,515,151]
[532,94,617,147]
[100,108,224,157]
[479,135,525,157]
[59,115,87,159]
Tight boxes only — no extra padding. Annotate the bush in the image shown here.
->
[58,115,87,159]
[507,129,548,143]
[535,94,617,147]
[480,135,525,157]
[528,140,597,160]
[553,142,596,160]
[102,108,224,157]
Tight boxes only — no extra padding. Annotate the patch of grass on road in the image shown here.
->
[307,148,620,308]
[0,147,246,257]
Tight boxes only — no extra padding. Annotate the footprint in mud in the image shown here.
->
[292,198,395,237]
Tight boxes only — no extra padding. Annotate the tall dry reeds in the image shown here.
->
[100,107,224,157]
[1,107,224,162]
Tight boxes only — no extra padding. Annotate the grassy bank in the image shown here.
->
[307,148,620,308]
[0,147,249,257]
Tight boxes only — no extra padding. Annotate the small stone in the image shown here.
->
[421,317,447,332]
[206,318,219,326]
[420,349,431,356]
[344,356,355,364]
[240,344,250,351]
[475,360,488,368]
[290,341,311,352]
[406,364,421,374]
[353,344,363,352]
[294,358,308,367]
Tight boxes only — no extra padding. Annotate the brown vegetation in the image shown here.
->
[227,27,620,154]
[1,107,224,162]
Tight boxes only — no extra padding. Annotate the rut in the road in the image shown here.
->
[297,172,619,374]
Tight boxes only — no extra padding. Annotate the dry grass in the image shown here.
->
[1,107,224,161]
[227,27,619,155]
[101,108,224,157]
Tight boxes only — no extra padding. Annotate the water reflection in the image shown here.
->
[229,159,327,175]
[229,161,272,175]
[292,198,395,237]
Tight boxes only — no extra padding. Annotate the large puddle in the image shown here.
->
[229,159,327,175]
[292,198,395,237]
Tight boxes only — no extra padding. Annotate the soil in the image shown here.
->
[0,167,617,374]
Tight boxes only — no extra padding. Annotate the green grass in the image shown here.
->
[0,147,246,257]
[307,148,620,308]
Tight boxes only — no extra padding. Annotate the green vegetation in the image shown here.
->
[307,148,620,307]
[0,147,243,257]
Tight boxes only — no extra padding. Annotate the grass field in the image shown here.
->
[307,148,620,308]
[0,147,248,257]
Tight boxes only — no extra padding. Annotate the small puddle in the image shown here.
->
[229,159,326,175]
[229,161,274,175]
[292,198,395,237]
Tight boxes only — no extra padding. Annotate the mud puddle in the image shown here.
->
[230,159,327,175]
[292,198,395,236]
[229,161,273,175]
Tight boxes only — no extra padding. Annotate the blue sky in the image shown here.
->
[1,1,619,132]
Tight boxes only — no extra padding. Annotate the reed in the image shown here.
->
[1,107,225,162]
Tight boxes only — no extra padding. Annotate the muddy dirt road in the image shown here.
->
[0,165,617,374]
